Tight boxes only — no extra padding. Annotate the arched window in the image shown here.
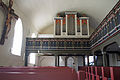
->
[11,18,23,56]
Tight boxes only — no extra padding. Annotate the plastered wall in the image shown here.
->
[37,56,55,66]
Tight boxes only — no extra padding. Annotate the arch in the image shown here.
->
[103,42,120,53]
[65,56,74,66]
[67,57,74,66]
[103,42,120,66]
[66,57,75,68]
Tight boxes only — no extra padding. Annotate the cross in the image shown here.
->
[0,0,19,44]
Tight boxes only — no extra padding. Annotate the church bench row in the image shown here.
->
[0,66,119,80]
[0,67,77,80]
[78,66,120,80]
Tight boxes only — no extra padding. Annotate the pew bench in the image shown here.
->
[0,67,77,80]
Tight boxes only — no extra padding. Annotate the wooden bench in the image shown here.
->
[110,67,120,80]
[78,71,86,80]
[88,66,92,80]
[95,66,102,80]
[101,67,111,80]
[0,67,78,80]
[91,66,95,80]
[78,66,87,72]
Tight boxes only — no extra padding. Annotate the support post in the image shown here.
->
[102,51,107,66]
[87,18,90,36]
[87,55,89,66]
[75,14,77,36]
[80,19,82,36]
[93,54,96,66]
[55,55,58,66]
[25,51,29,66]
[58,56,59,67]
[83,56,85,66]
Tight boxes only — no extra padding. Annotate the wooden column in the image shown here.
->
[55,55,58,66]
[25,51,29,66]
[102,52,108,66]
[93,54,96,66]
[83,56,85,66]
[58,56,59,67]
[87,55,89,66]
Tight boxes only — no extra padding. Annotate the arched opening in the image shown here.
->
[11,18,23,56]
[67,57,75,68]
[103,42,120,66]
[103,42,120,53]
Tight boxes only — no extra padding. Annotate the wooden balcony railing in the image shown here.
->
[26,38,90,51]
[90,1,120,49]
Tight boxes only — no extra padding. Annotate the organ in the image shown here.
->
[54,11,90,38]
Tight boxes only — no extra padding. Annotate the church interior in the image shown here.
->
[0,0,120,80]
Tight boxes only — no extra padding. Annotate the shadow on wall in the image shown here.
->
[38,23,54,34]
[89,15,99,35]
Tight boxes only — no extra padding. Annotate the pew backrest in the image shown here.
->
[0,67,78,80]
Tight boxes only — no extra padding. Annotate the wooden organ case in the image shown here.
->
[54,11,90,38]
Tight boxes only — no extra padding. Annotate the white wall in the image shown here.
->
[37,56,55,66]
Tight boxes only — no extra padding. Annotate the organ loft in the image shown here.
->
[0,0,120,80]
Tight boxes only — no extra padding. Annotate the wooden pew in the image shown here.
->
[78,71,86,80]
[95,66,102,80]
[91,66,95,80]
[101,67,111,80]
[88,66,92,80]
[78,66,88,80]
[78,66,87,72]
[0,67,78,80]
[110,67,120,80]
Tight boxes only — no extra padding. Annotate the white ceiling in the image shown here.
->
[14,0,119,33]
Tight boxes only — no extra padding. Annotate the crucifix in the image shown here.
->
[0,0,19,45]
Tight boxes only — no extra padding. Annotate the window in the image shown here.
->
[89,56,94,66]
[11,18,23,56]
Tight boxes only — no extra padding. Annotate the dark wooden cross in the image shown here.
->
[0,0,19,45]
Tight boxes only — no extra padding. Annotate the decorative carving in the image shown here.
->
[0,0,19,45]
